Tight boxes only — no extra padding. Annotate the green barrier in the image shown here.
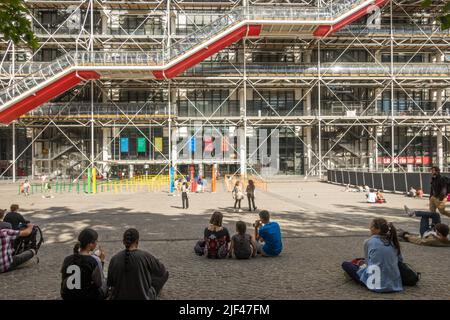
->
[68,182,72,193]
[76,181,80,194]
[87,168,92,194]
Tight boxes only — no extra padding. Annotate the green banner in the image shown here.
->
[137,137,146,153]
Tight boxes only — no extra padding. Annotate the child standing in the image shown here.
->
[181,181,189,209]
[229,221,256,259]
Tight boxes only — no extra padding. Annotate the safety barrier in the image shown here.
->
[326,169,450,195]
[224,174,268,193]
[18,174,171,195]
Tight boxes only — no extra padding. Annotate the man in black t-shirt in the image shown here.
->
[3,204,29,230]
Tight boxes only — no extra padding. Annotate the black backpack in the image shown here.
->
[398,261,420,286]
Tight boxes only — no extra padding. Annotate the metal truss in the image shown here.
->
[1,0,450,181]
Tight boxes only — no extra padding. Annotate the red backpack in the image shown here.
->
[205,235,228,258]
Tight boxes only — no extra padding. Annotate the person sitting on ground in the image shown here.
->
[341,218,403,293]
[402,205,450,246]
[107,228,169,300]
[357,186,364,192]
[254,210,283,257]
[0,209,12,230]
[203,211,230,259]
[376,190,386,203]
[416,188,424,198]
[0,223,38,273]
[398,222,450,247]
[3,204,29,230]
[60,228,107,300]
[229,221,257,259]
[407,187,417,198]
[366,189,377,203]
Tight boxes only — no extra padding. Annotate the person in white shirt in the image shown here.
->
[367,190,377,203]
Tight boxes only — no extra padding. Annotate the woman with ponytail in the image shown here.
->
[107,228,169,300]
[341,218,403,293]
[60,228,107,300]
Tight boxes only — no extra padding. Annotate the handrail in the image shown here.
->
[0,0,385,109]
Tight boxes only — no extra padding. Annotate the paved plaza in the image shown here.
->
[0,179,449,300]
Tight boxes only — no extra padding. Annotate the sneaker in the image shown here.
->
[404,205,414,217]
[238,209,243,213]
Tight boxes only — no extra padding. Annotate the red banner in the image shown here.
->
[377,156,432,165]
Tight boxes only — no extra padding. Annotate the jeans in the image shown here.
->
[234,199,241,209]
[414,210,441,236]
[9,250,35,271]
[182,192,189,209]
[247,195,256,211]
[341,262,363,285]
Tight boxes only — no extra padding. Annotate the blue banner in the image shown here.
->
[170,167,175,193]
[120,137,129,153]
[189,137,196,152]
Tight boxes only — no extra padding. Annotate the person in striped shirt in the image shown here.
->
[0,224,37,273]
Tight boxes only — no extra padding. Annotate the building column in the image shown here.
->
[31,128,35,180]
[436,89,444,171]
[102,127,111,175]
[239,87,247,177]
[12,122,16,182]
[171,127,178,174]
[368,127,375,171]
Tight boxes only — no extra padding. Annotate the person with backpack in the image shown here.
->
[60,228,107,300]
[341,218,403,293]
[203,211,230,259]
[429,166,449,218]
[232,181,244,212]
[229,221,257,259]
[107,228,169,300]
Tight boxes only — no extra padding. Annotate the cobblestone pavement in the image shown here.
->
[0,180,449,300]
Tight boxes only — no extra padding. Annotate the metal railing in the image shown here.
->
[0,0,373,108]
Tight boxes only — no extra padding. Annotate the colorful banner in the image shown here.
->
[204,136,214,152]
[155,137,163,153]
[120,137,129,153]
[221,136,230,152]
[190,137,196,152]
[137,137,146,153]
[377,156,431,165]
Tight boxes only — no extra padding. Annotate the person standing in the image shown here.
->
[246,180,257,211]
[232,181,244,212]
[181,181,189,209]
[23,180,31,196]
[429,166,449,217]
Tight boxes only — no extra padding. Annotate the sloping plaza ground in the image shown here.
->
[0,179,449,300]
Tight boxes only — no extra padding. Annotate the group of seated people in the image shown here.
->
[194,210,283,259]
[342,205,450,293]
[61,228,169,300]
[406,187,424,198]
[0,205,40,273]
[367,189,386,204]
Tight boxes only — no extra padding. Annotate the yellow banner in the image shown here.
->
[155,137,163,153]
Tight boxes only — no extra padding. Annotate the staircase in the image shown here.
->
[0,0,388,124]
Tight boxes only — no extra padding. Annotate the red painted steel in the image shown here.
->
[153,25,262,79]
[0,71,99,124]
[313,0,388,37]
